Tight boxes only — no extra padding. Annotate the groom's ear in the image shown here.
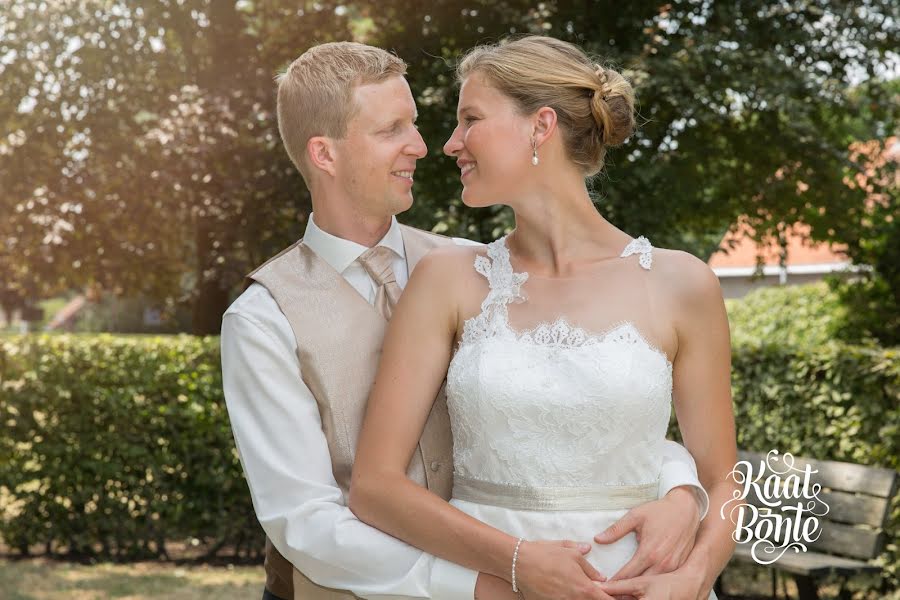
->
[307,136,338,177]
[533,107,558,147]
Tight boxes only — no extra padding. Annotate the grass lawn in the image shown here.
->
[0,556,892,599]
[0,558,263,600]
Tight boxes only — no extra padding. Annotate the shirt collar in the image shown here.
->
[303,213,406,275]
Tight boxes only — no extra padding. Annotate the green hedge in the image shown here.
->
[731,342,898,470]
[723,284,898,587]
[726,281,855,347]
[0,334,261,560]
[1,333,897,587]
[732,341,898,586]
[724,279,896,348]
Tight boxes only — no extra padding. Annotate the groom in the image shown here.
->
[221,41,711,600]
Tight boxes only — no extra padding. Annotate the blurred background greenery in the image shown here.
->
[1,0,897,338]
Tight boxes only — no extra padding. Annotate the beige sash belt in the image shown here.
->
[452,475,658,511]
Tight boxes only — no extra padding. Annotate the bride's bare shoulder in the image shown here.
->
[409,241,488,288]
[651,247,725,312]
[404,242,490,328]
[417,238,488,268]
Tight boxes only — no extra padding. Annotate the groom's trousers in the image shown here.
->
[263,589,287,600]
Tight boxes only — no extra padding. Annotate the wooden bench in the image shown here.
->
[718,450,898,600]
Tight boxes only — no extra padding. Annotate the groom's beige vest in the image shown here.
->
[245,224,456,600]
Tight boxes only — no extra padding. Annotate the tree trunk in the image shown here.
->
[191,278,229,335]
[186,0,248,337]
[191,216,229,335]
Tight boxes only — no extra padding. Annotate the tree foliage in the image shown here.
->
[1,0,897,333]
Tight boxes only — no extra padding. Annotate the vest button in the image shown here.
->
[430,461,440,472]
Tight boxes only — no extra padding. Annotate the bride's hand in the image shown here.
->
[515,540,614,600]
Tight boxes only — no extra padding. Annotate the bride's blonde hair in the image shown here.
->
[457,36,635,176]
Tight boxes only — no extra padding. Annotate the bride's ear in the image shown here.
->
[532,107,558,148]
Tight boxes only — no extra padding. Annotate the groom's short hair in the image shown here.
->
[276,42,407,183]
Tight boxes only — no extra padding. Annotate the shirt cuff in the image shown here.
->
[659,466,710,521]
[430,558,479,600]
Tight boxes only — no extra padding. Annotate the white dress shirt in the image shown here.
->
[222,215,477,600]
[221,214,709,600]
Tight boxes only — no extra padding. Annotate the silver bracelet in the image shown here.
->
[511,537,524,593]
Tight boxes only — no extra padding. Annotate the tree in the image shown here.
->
[380,1,898,252]
[1,1,347,333]
[2,1,897,333]
[823,132,898,345]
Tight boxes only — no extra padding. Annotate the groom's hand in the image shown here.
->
[596,566,707,600]
[592,486,700,581]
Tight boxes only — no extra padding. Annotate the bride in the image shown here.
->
[350,36,737,600]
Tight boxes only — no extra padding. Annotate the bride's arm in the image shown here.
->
[350,247,609,600]
[669,255,741,593]
[603,251,740,598]
[603,252,738,599]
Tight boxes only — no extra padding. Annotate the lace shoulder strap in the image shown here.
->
[473,236,528,310]
[620,235,653,271]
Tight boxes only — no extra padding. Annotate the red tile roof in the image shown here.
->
[708,219,848,269]
[709,136,897,270]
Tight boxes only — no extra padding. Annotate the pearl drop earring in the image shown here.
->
[531,138,539,166]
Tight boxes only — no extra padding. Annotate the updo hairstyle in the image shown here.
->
[457,36,636,176]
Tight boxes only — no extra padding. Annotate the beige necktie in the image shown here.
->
[357,246,402,320]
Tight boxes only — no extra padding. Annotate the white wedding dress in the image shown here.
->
[445,235,716,599]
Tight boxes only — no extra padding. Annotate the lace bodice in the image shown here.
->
[446,235,674,488]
